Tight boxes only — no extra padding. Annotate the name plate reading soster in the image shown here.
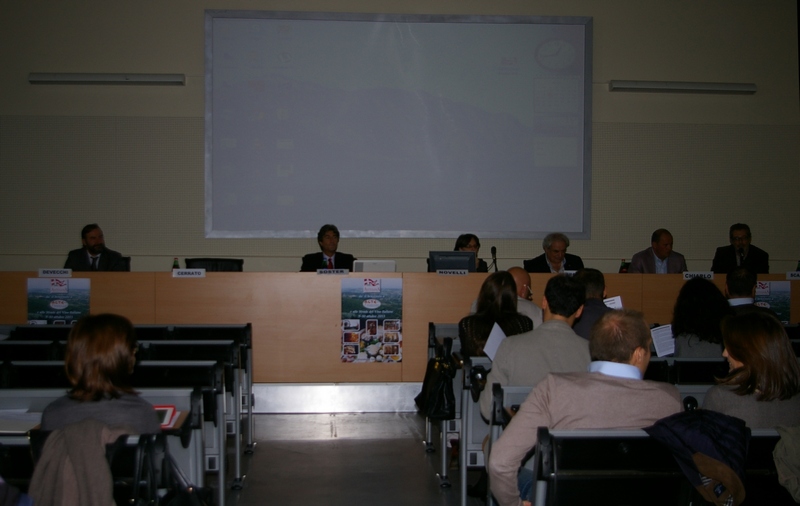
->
[436,269,469,276]
[39,269,72,278]
[787,271,800,280]
[316,269,349,275]
[172,269,206,278]
[684,271,713,280]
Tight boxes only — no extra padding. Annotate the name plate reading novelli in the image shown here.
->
[787,271,800,280]
[683,272,713,280]
[172,269,206,278]
[316,269,349,275]
[436,269,469,276]
[39,268,72,278]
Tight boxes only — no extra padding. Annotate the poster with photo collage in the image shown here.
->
[341,278,402,363]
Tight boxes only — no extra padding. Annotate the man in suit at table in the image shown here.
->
[487,309,682,506]
[63,223,129,271]
[523,233,584,273]
[628,228,687,274]
[300,224,356,272]
[711,223,769,274]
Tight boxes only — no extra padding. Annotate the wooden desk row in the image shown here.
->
[0,272,797,383]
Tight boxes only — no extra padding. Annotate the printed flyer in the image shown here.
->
[27,278,90,324]
[341,277,402,363]
[755,281,790,323]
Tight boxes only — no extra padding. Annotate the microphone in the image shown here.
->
[738,247,745,266]
[491,246,498,272]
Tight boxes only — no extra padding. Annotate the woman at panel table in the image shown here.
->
[454,233,489,273]
[671,277,731,358]
[702,311,800,429]
[40,313,161,434]
[458,271,533,357]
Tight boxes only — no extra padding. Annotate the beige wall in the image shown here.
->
[1,0,798,273]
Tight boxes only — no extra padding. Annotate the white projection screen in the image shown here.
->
[205,11,593,239]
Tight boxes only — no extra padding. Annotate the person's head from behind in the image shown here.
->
[542,274,585,318]
[66,313,138,402]
[573,268,605,301]
[650,228,673,261]
[719,312,800,401]
[475,271,518,317]
[671,277,730,344]
[81,223,106,255]
[726,267,757,299]
[590,309,652,376]
[507,266,532,300]
[317,224,340,256]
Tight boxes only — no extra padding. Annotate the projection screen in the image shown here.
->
[205,11,592,239]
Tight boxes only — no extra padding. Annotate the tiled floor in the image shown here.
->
[224,413,485,506]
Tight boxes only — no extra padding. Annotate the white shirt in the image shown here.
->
[728,297,754,307]
[588,360,642,380]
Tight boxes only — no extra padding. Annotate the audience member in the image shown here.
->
[571,268,613,340]
[725,267,780,318]
[459,271,533,357]
[703,312,800,428]
[671,277,730,358]
[628,228,687,274]
[523,233,584,273]
[454,233,488,273]
[300,224,356,271]
[478,275,589,419]
[40,313,162,433]
[469,267,543,327]
[711,223,769,273]
[63,223,129,272]
[488,310,682,506]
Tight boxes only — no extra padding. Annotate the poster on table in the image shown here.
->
[341,278,402,363]
[755,281,790,323]
[27,278,90,325]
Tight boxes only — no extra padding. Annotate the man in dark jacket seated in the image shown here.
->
[524,232,584,274]
[63,223,129,271]
[300,224,356,272]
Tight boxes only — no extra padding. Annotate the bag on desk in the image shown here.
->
[415,337,457,420]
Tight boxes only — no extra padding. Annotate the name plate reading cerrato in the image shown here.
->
[436,269,469,276]
[787,271,800,280]
[39,268,72,278]
[683,272,713,280]
[316,269,349,275]
[172,269,206,278]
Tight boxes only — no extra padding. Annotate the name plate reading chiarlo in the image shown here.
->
[683,271,713,280]
[316,269,349,275]
[436,269,469,276]
[787,271,800,280]
[172,269,206,278]
[39,268,72,278]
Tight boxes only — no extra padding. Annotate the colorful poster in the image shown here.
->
[341,278,402,363]
[27,278,90,325]
[755,281,790,323]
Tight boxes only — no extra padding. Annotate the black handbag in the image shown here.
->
[415,337,458,420]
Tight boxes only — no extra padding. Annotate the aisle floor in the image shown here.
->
[224,413,485,506]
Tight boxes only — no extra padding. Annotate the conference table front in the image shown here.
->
[0,272,796,383]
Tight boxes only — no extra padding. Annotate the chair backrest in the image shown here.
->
[120,256,131,271]
[184,257,243,272]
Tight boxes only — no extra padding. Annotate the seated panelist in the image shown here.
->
[628,228,687,274]
[63,223,129,271]
[300,224,356,272]
[454,233,489,273]
[523,232,584,273]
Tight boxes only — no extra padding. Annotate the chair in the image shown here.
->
[184,257,244,271]
[120,256,131,271]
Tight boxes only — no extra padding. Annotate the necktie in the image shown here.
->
[90,256,98,271]
[327,258,334,269]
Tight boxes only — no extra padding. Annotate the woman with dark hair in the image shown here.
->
[454,233,489,273]
[702,312,800,428]
[40,313,161,433]
[671,277,732,357]
[458,271,533,357]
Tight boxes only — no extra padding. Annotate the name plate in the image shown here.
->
[39,268,72,278]
[787,271,800,280]
[316,269,349,275]
[683,271,713,280]
[172,269,206,278]
[436,269,469,276]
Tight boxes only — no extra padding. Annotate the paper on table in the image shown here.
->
[651,324,675,357]
[0,410,42,434]
[604,296,623,309]
[482,322,507,361]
